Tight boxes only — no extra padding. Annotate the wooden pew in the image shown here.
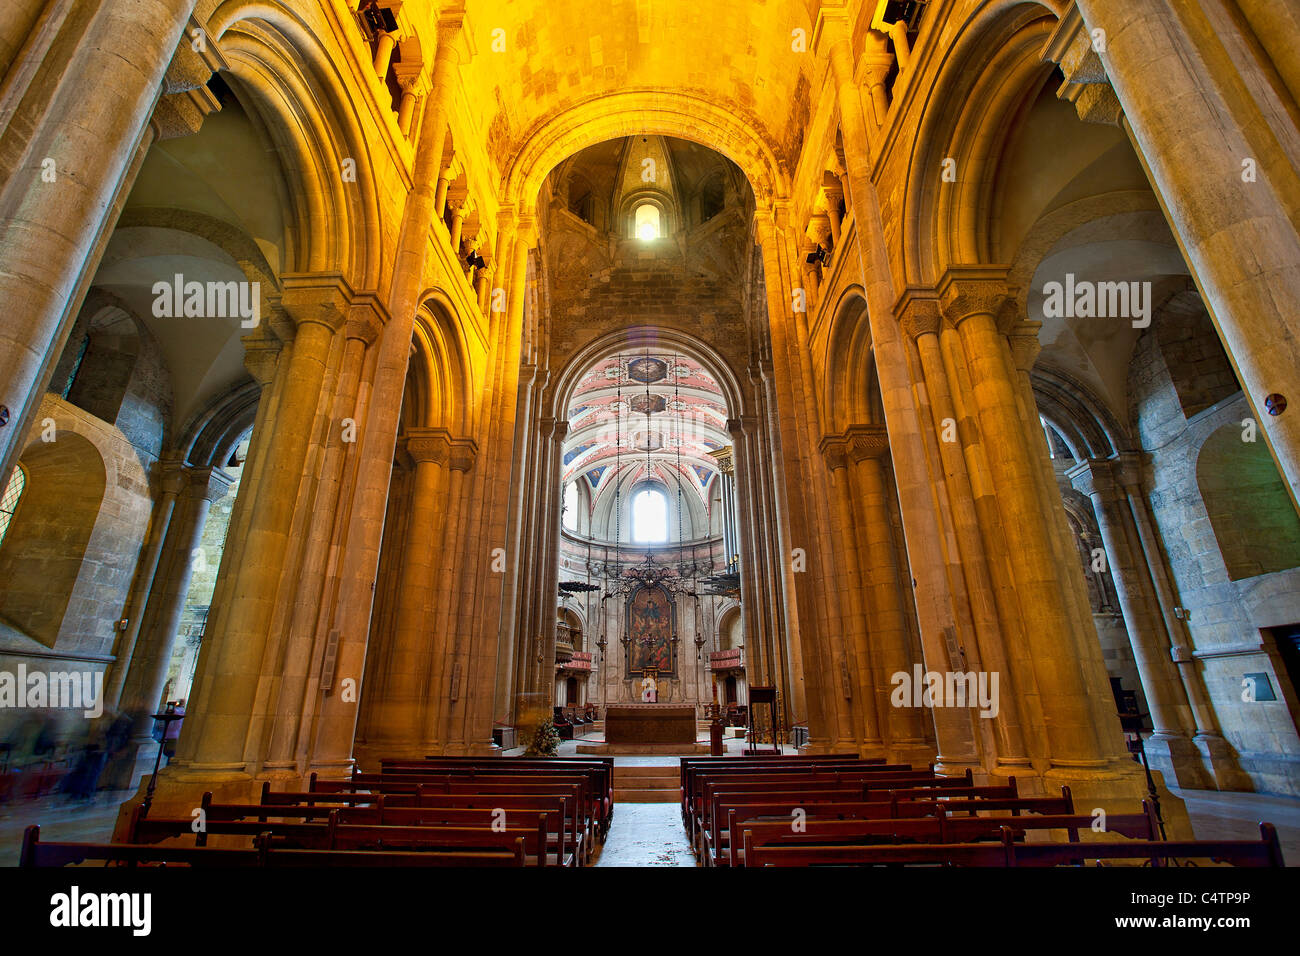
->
[20,825,525,868]
[684,764,931,838]
[732,806,1161,867]
[743,823,1286,868]
[692,771,974,845]
[128,805,558,866]
[406,788,587,864]
[378,759,613,834]
[334,805,576,866]
[708,788,1074,866]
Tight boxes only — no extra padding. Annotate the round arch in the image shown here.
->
[901,1,1060,282]
[822,286,884,432]
[208,2,384,289]
[502,90,788,211]
[546,326,748,426]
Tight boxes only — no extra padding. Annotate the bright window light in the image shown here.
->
[634,203,660,241]
[632,487,668,543]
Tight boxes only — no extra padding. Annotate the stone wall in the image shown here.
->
[1130,317,1300,794]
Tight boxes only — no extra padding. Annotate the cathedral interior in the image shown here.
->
[1,0,1300,879]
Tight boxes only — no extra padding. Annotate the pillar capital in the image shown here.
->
[1068,457,1119,500]
[937,266,1012,329]
[896,287,943,341]
[186,465,234,503]
[1006,321,1043,372]
[156,455,190,497]
[345,293,388,345]
[841,424,890,463]
[403,427,477,470]
[818,433,851,472]
[706,445,735,476]
[279,273,355,333]
[241,327,284,387]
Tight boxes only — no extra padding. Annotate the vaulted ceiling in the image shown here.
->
[460,0,820,177]
[563,352,730,511]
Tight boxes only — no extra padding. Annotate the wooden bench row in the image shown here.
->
[742,821,1285,868]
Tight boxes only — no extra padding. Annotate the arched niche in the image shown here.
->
[0,431,107,648]
[1197,425,1300,581]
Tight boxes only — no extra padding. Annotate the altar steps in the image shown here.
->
[613,765,680,803]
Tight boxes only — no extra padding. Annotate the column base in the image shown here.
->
[888,741,940,769]
[100,736,163,792]
[1191,733,1251,791]
[1042,757,1195,840]
[1142,732,1218,790]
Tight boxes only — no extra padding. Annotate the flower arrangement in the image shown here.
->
[524,716,561,757]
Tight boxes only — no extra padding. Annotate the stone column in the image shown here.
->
[117,463,230,784]
[0,0,199,477]
[816,12,974,770]
[1070,457,1207,787]
[1117,460,1241,786]
[938,269,1106,769]
[373,31,397,77]
[105,461,185,711]
[821,438,885,754]
[372,429,451,754]
[842,427,930,761]
[179,277,347,777]
[900,292,1030,770]
[1066,0,1300,502]
[312,10,463,774]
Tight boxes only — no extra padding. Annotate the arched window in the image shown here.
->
[634,203,660,241]
[563,481,578,531]
[0,464,27,551]
[632,487,668,543]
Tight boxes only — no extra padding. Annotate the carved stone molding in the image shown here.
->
[1041,3,1124,127]
[896,287,943,341]
[279,273,355,333]
[937,266,1012,329]
[404,426,477,470]
[823,424,890,464]
[346,293,388,345]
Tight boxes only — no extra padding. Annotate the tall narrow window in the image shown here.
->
[563,481,578,531]
[0,464,27,551]
[632,487,668,543]
[634,203,660,241]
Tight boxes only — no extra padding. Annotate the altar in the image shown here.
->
[604,704,697,745]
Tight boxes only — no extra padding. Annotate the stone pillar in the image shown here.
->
[105,462,185,711]
[373,31,397,77]
[900,291,1030,771]
[179,277,347,777]
[1117,459,1242,787]
[372,430,451,754]
[938,269,1106,769]
[449,203,467,254]
[311,10,463,774]
[1064,0,1300,502]
[0,0,199,477]
[817,14,980,771]
[1071,457,1208,787]
[820,439,884,754]
[116,463,231,785]
[842,427,930,761]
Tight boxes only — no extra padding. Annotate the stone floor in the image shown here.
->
[591,803,695,867]
[3,774,1298,867]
